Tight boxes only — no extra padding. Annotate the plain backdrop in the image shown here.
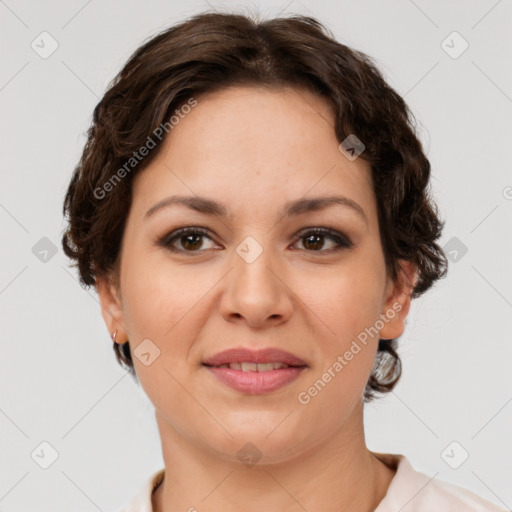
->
[1,0,511,510]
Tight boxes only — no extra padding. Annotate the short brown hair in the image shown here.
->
[61,11,448,401]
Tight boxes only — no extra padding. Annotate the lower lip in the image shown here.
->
[204,365,306,394]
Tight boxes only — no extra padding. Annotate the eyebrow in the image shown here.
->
[144,194,368,225]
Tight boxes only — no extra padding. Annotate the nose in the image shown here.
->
[218,243,294,328]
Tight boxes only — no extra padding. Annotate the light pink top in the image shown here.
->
[116,453,507,511]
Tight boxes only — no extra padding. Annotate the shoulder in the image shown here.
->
[373,453,508,512]
[114,468,165,512]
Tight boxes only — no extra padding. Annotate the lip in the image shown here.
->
[205,366,306,394]
[202,347,308,395]
[203,347,308,367]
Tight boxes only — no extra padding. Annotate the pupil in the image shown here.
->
[305,234,323,250]
[183,234,202,250]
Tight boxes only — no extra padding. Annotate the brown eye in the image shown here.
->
[159,228,216,252]
[178,233,204,251]
[158,226,352,255]
[293,228,352,253]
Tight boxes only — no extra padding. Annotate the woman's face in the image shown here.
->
[98,85,413,463]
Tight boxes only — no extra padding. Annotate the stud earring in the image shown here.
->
[111,330,118,342]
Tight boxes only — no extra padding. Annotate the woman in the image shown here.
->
[61,10,506,512]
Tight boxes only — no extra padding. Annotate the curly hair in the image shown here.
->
[61,11,448,402]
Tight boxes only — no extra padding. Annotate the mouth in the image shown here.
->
[202,347,308,394]
[203,347,308,368]
[206,361,301,371]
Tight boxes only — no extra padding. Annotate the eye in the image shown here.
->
[158,227,218,253]
[292,228,352,253]
[158,226,352,254]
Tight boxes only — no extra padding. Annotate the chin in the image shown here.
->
[197,417,317,466]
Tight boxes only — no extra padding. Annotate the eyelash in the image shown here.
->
[157,226,352,254]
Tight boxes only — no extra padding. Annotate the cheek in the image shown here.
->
[121,251,200,338]
[122,269,198,413]
[298,272,382,412]
[299,260,385,341]
[120,254,211,391]
[295,260,385,403]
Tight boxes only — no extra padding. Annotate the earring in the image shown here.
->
[111,330,118,342]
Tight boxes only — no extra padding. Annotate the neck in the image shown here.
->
[152,401,395,512]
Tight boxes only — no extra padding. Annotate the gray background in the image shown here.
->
[1,0,511,510]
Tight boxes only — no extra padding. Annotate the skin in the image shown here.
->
[97,85,417,512]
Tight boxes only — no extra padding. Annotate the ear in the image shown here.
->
[378,260,418,340]
[96,273,128,344]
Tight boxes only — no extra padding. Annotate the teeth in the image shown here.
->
[256,363,275,372]
[220,362,291,371]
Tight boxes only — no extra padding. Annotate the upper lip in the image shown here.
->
[203,347,308,367]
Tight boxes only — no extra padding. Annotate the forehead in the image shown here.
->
[131,85,376,224]
[164,85,341,164]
